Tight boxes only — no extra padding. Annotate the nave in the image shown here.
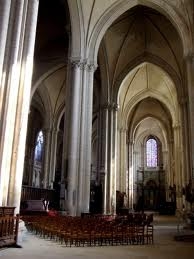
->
[1,215,194,259]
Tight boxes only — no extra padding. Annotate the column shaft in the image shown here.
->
[0,0,11,117]
[185,55,194,179]
[49,129,58,187]
[81,64,96,213]
[77,64,87,214]
[64,60,96,216]
[111,105,118,215]
[43,129,51,188]
[99,106,108,214]
[106,104,118,214]
[128,142,133,209]
[7,0,39,213]
[181,101,190,183]
[66,61,82,216]
[106,107,112,214]
[133,151,138,205]
[0,0,26,205]
[173,125,183,210]
[119,129,127,192]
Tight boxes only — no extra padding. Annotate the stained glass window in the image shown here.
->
[146,138,157,167]
[34,130,44,162]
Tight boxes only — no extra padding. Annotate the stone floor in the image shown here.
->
[0,214,194,259]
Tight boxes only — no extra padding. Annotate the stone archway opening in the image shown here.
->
[95,3,187,215]
[116,61,184,212]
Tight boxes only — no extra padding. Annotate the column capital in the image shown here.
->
[112,103,119,111]
[173,123,181,130]
[179,96,188,105]
[86,63,98,72]
[185,53,194,63]
[119,127,127,133]
[108,102,119,111]
[70,58,83,69]
[52,128,59,133]
[100,102,110,110]
[69,58,98,71]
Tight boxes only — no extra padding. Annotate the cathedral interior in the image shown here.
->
[0,0,194,220]
[1,0,194,258]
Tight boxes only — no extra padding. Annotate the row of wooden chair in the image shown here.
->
[24,214,153,247]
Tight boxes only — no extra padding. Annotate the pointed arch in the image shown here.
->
[115,53,183,104]
[31,64,66,99]
[88,0,191,63]
[67,0,85,58]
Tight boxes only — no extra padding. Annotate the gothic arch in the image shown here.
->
[131,115,170,151]
[121,90,177,130]
[98,41,110,104]
[31,64,66,99]
[31,85,53,129]
[114,53,183,104]
[67,0,86,58]
[88,0,191,63]
[55,103,65,131]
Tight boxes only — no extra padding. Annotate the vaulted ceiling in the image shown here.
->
[99,5,183,96]
[98,5,183,146]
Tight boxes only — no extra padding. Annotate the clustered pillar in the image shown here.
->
[62,59,96,216]
[186,54,194,180]
[104,103,118,215]
[0,0,39,213]
[98,104,109,214]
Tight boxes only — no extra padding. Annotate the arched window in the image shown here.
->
[34,130,44,162]
[146,138,158,167]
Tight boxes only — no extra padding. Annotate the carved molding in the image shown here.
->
[185,53,194,63]
[87,63,97,72]
[70,58,97,72]
[70,60,83,69]
[100,102,119,111]
[173,123,181,130]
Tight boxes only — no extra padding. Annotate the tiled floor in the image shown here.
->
[0,215,194,259]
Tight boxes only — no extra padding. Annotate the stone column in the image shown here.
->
[0,0,25,206]
[118,128,121,191]
[116,127,121,190]
[180,99,190,184]
[128,141,133,209]
[78,62,96,214]
[119,128,127,192]
[112,104,118,215]
[185,54,194,180]
[42,128,51,188]
[65,60,82,216]
[49,129,58,188]
[4,0,39,213]
[169,139,174,186]
[0,0,11,116]
[106,103,118,215]
[99,104,109,214]
[173,124,183,210]
[64,59,96,216]
[133,150,138,206]
[162,150,169,199]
